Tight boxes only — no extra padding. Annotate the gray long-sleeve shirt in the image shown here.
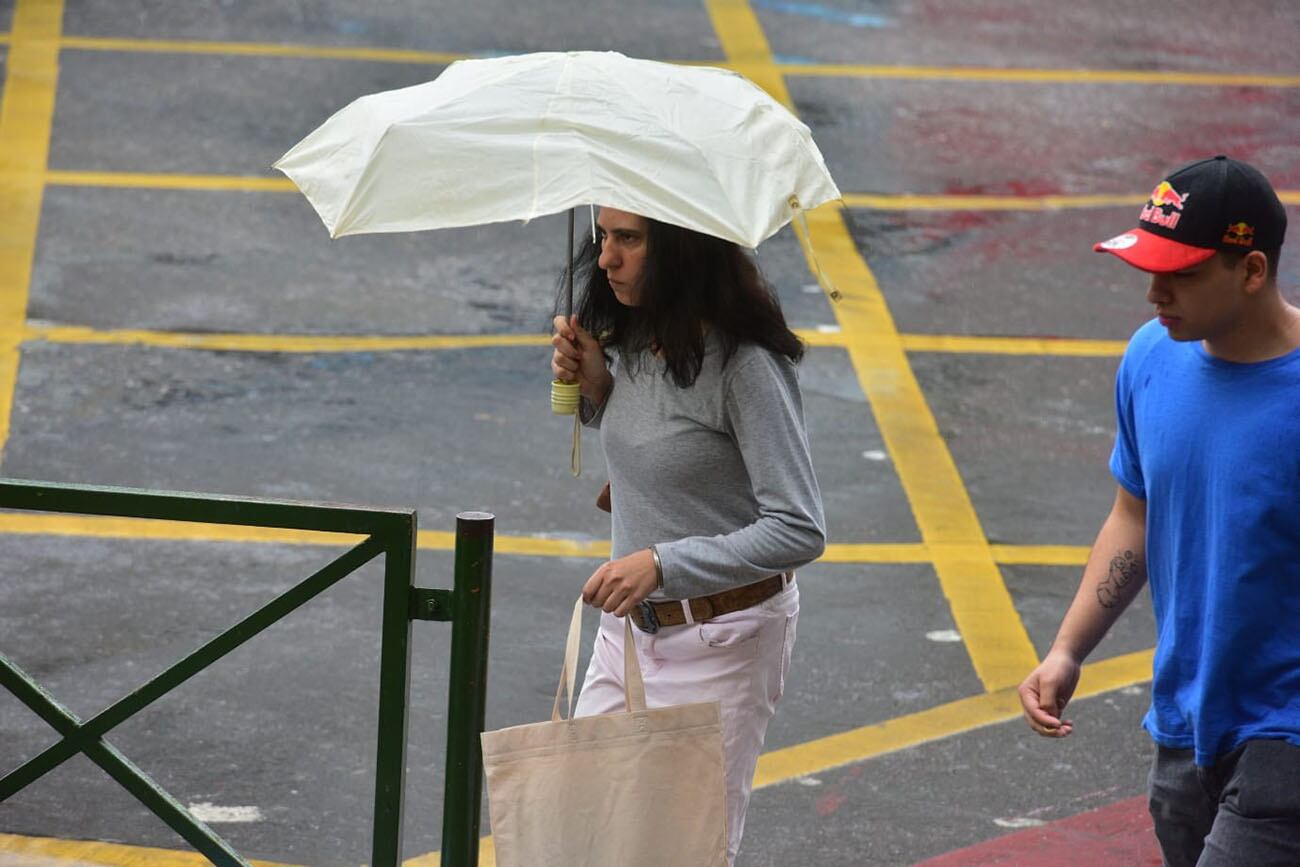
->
[582,336,826,600]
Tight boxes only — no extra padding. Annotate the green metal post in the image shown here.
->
[439,511,494,867]
[371,515,418,867]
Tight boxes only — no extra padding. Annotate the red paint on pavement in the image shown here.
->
[914,795,1163,866]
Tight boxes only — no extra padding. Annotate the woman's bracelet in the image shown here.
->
[649,545,664,590]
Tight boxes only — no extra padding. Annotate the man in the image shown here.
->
[1018,155,1300,866]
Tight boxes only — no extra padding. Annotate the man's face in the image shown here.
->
[1145,253,1248,343]
[596,207,648,307]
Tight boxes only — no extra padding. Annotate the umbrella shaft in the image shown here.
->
[566,208,575,318]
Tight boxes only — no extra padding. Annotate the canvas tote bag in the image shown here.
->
[481,598,728,866]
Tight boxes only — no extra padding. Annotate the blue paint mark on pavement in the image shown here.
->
[753,1,892,28]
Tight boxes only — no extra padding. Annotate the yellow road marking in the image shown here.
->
[40,32,1300,89]
[847,191,1300,210]
[24,323,554,353]
[45,168,1300,209]
[780,63,1300,87]
[0,513,1090,568]
[23,322,1130,358]
[18,322,1129,358]
[990,544,1090,566]
[805,204,1041,690]
[844,192,1146,211]
[0,0,62,464]
[0,833,301,866]
[46,169,296,191]
[0,655,1151,865]
[753,647,1153,787]
[59,34,466,66]
[900,334,1127,357]
[708,0,1038,693]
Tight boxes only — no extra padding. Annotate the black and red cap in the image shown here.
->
[1094,155,1287,273]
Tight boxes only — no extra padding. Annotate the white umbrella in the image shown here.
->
[274,50,841,249]
[275,50,843,475]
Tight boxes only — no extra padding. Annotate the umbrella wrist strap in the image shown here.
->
[571,412,582,477]
[789,197,840,302]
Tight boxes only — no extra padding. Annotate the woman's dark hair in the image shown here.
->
[557,216,804,388]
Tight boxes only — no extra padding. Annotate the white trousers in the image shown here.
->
[574,580,800,865]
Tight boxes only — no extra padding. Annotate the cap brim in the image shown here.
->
[1093,228,1216,273]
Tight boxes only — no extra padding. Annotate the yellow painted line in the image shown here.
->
[816,543,929,563]
[753,647,1153,788]
[0,833,302,866]
[990,544,1091,566]
[45,169,1300,210]
[22,322,1130,359]
[0,652,1150,863]
[780,63,1300,88]
[0,832,496,867]
[843,192,1146,211]
[59,34,466,66]
[846,191,1300,210]
[709,1,1038,692]
[0,512,368,546]
[813,200,1039,687]
[22,324,846,354]
[0,512,611,558]
[704,0,794,109]
[46,169,296,192]
[900,334,1127,358]
[0,8,50,460]
[40,33,1300,90]
[0,0,62,465]
[0,513,1093,567]
[404,838,497,867]
[23,324,553,353]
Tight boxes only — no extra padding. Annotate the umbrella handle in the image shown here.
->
[551,379,581,477]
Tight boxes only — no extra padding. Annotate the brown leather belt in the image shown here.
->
[629,573,792,634]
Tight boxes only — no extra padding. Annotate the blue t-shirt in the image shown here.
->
[1110,318,1300,766]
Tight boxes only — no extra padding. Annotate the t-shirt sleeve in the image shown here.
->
[1109,335,1146,499]
[655,350,827,585]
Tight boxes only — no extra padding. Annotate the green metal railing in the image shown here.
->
[0,478,493,866]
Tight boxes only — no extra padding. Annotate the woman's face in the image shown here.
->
[596,207,649,307]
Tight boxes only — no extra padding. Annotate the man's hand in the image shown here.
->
[1019,651,1081,738]
[582,549,658,617]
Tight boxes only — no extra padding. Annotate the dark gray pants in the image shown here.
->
[1148,739,1300,867]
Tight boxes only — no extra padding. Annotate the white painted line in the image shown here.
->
[993,817,1047,829]
[926,629,963,643]
[187,802,264,823]
[861,449,888,461]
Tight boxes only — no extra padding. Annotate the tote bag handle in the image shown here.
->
[552,597,647,722]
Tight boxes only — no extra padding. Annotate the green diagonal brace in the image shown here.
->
[0,534,385,800]
[0,653,249,865]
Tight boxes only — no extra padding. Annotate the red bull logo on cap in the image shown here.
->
[1222,221,1255,247]
[1140,181,1191,229]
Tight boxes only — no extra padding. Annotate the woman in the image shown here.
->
[551,206,826,864]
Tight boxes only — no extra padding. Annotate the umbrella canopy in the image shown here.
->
[275,50,841,247]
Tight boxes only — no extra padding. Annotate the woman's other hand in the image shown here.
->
[582,549,658,617]
[552,315,612,403]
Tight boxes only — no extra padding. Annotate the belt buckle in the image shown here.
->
[634,600,660,634]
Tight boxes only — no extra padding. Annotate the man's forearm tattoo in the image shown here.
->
[1097,550,1142,609]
